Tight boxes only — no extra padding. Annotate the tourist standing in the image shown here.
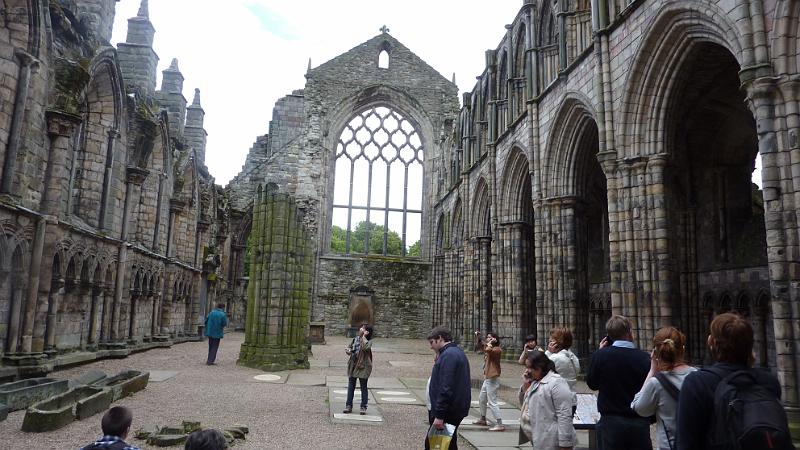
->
[204,302,228,365]
[80,406,141,450]
[677,313,792,450]
[545,326,580,414]
[343,323,374,415]
[426,326,471,450]
[522,351,577,450]
[631,326,695,450]
[518,333,544,365]
[473,331,506,431]
[586,315,652,450]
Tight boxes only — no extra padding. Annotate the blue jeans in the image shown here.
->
[346,377,368,409]
[596,415,652,450]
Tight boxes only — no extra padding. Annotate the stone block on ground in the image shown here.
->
[285,373,326,386]
[146,370,179,382]
[0,377,69,411]
[400,378,428,388]
[92,370,149,401]
[365,377,404,389]
[69,370,107,388]
[134,425,160,440]
[21,386,110,432]
[147,434,187,446]
[182,421,201,433]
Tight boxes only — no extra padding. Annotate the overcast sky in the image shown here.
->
[111,0,524,186]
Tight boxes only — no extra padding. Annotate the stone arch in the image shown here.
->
[772,0,800,75]
[378,40,390,69]
[537,0,558,90]
[501,147,533,223]
[435,213,445,253]
[72,49,125,228]
[1,243,26,352]
[619,2,747,159]
[472,178,491,238]
[136,112,170,249]
[542,93,598,198]
[451,198,463,248]
[319,85,437,255]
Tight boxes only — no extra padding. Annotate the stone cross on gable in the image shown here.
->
[380,25,390,34]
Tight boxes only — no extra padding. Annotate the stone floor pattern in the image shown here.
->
[0,333,596,449]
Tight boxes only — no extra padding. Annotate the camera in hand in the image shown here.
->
[603,335,614,345]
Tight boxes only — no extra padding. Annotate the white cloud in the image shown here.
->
[112,1,523,185]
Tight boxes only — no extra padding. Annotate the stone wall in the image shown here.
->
[316,256,431,338]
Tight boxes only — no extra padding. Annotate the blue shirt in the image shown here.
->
[204,308,228,339]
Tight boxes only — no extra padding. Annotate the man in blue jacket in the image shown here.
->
[204,302,228,365]
[426,326,471,450]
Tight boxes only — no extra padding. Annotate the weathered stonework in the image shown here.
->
[237,186,313,371]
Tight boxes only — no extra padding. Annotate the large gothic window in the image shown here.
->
[331,106,423,257]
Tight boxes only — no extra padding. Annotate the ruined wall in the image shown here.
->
[316,257,431,338]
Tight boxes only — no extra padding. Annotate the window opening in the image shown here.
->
[378,50,389,69]
[332,106,423,256]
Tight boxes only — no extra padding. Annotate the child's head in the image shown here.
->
[101,406,133,438]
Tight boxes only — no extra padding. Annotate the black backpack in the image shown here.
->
[705,367,794,450]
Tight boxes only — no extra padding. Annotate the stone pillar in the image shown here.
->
[128,286,140,342]
[20,216,47,353]
[110,167,148,346]
[79,281,92,349]
[99,284,112,343]
[98,129,118,230]
[1,50,39,194]
[6,279,23,353]
[44,278,65,352]
[41,111,82,216]
[238,186,313,371]
[747,78,800,409]
[88,283,101,345]
[166,200,185,258]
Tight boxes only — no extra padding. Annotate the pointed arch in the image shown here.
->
[542,93,598,198]
[618,2,746,158]
[771,0,800,75]
[452,198,463,248]
[472,178,491,238]
[501,147,533,223]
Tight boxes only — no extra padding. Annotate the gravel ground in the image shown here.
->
[0,333,529,450]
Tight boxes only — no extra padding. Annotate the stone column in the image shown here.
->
[747,78,800,409]
[88,283,101,346]
[1,50,39,194]
[44,278,65,352]
[99,284,112,343]
[110,167,149,345]
[237,187,313,371]
[128,287,140,342]
[41,111,82,216]
[20,216,47,353]
[6,278,23,353]
[79,281,92,349]
[166,200,185,258]
[98,129,119,230]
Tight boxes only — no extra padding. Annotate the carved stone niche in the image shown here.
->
[347,286,374,337]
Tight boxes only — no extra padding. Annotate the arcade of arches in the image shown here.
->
[1,0,800,427]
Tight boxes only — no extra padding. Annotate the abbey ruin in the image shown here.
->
[1,0,800,425]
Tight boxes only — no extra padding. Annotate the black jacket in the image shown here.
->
[429,342,471,425]
[676,363,782,450]
[586,344,650,417]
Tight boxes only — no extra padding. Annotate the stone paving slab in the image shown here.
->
[329,360,347,368]
[147,371,179,382]
[329,388,378,405]
[326,375,348,387]
[400,377,428,388]
[328,387,383,426]
[388,360,418,367]
[285,373,326,386]
[460,430,520,448]
[372,389,423,405]
[365,377,405,389]
[308,359,329,368]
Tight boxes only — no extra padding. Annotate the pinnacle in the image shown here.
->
[137,0,149,18]
[168,58,180,71]
[191,88,202,107]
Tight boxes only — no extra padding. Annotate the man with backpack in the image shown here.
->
[676,312,794,450]
[80,406,140,450]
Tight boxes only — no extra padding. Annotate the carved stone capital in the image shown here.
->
[125,167,150,185]
[169,199,186,213]
[45,110,82,138]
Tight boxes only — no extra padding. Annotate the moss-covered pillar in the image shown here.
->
[238,185,313,371]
